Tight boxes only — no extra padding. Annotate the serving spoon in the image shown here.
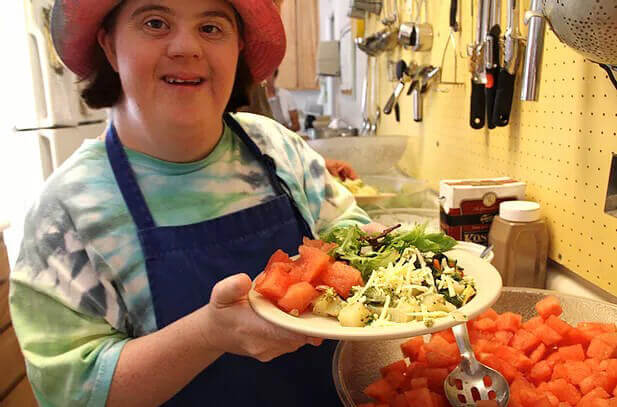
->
[443,323,510,406]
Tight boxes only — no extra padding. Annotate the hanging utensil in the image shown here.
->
[381,0,398,26]
[360,57,371,136]
[384,60,416,115]
[444,323,510,407]
[412,65,440,122]
[469,0,488,129]
[485,0,502,130]
[439,0,465,85]
[493,0,522,127]
[520,0,545,101]
[369,57,379,136]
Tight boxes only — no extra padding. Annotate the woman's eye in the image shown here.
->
[201,24,222,34]
[145,19,167,30]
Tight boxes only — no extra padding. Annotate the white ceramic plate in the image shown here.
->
[455,241,494,263]
[248,249,502,341]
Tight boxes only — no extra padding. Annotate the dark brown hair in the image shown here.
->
[80,4,252,112]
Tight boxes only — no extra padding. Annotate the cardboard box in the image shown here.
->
[439,177,526,245]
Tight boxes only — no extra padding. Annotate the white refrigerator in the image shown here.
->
[1,0,108,263]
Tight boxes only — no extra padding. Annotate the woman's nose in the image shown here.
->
[166,28,204,59]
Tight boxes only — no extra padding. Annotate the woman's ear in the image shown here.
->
[97,28,119,72]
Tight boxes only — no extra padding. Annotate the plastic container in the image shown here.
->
[488,201,549,288]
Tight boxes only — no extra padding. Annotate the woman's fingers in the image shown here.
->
[325,159,357,181]
[360,222,387,234]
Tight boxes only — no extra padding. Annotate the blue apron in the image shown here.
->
[105,114,339,406]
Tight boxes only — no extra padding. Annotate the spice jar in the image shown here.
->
[488,201,549,288]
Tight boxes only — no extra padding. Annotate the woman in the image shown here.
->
[9,0,371,406]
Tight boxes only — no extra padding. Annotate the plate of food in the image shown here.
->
[248,224,503,341]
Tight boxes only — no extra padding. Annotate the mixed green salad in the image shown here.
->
[315,224,476,328]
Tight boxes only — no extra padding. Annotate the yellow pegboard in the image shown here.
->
[366,0,617,295]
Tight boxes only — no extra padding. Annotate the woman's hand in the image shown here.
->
[200,274,322,362]
[325,159,358,181]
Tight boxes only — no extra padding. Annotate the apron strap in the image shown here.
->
[105,124,156,230]
[223,114,315,239]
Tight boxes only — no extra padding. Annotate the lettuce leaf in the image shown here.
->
[320,223,457,281]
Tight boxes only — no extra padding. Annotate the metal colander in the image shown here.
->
[542,0,617,67]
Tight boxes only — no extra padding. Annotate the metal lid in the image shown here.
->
[499,201,541,222]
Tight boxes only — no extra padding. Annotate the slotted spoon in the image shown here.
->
[444,323,510,406]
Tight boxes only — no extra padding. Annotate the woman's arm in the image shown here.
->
[287,109,300,132]
[107,274,318,407]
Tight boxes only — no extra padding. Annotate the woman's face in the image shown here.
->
[98,0,242,127]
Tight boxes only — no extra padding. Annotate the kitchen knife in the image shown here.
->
[493,0,521,127]
[469,0,488,129]
[485,0,501,130]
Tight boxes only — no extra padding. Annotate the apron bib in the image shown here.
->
[105,115,339,406]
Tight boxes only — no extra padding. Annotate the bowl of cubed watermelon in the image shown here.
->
[333,287,617,407]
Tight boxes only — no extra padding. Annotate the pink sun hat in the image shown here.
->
[50,0,286,82]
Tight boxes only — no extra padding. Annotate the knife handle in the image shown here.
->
[493,69,516,127]
[470,80,486,129]
[485,68,499,129]
[450,0,459,31]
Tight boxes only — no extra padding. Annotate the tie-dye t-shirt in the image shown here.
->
[9,113,370,407]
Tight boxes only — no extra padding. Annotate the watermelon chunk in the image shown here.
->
[254,262,293,301]
[524,316,546,331]
[410,377,428,389]
[545,315,572,337]
[547,378,582,405]
[276,281,320,315]
[530,343,548,364]
[264,249,292,269]
[558,344,586,361]
[401,337,425,360]
[536,296,564,319]
[534,324,564,346]
[564,361,593,385]
[319,261,363,298]
[296,245,331,283]
[380,360,407,378]
[495,330,515,346]
[364,378,397,404]
[512,329,542,353]
[403,387,434,407]
[496,312,523,332]
[474,317,498,332]
[390,394,408,407]
[530,360,553,384]
[478,308,499,320]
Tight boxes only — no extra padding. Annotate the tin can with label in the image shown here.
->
[439,178,526,246]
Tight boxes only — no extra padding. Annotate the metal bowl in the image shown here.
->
[332,287,617,406]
